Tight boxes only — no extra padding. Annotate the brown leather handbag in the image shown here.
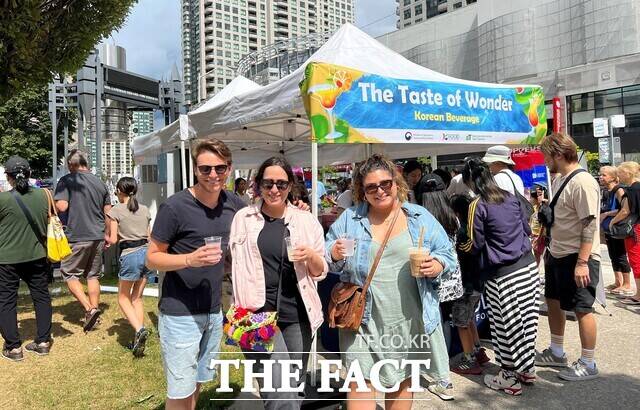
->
[328,207,401,330]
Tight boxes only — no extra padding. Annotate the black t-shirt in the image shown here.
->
[151,189,246,315]
[255,212,307,323]
[54,171,110,242]
[625,181,640,217]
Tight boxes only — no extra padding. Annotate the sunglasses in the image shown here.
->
[261,179,290,191]
[197,164,229,175]
[364,179,393,194]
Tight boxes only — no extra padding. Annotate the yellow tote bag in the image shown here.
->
[44,189,72,262]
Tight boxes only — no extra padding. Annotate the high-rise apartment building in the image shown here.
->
[396,0,476,29]
[181,0,355,107]
[131,111,154,136]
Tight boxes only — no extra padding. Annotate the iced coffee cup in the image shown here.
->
[409,247,430,278]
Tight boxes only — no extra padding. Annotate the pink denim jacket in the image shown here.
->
[229,201,328,333]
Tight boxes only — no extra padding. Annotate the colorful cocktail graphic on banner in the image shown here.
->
[307,69,354,140]
[300,62,547,144]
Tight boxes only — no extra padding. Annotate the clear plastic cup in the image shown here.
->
[408,247,430,278]
[341,238,356,257]
[204,236,222,250]
[285,237,300,262]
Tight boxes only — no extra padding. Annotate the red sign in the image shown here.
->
[552,97,562,133]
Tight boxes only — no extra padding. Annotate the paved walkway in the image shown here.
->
[230,246,640,409]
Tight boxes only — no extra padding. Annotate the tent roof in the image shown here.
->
[133,24,541,168]
[131,76,261,159]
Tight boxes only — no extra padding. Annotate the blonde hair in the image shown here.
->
[617,161,640,180]
[353,154,408,204]
[599,165,618,180]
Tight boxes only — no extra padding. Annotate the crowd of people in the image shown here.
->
[1,132,638,409]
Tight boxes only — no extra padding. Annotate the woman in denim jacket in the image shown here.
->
[326,154,457,406]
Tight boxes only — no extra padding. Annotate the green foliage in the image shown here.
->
[585,151,601,175]
[0,0,137,102]
[0,85,75,178]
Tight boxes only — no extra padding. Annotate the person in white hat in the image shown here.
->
[482,145,525,196]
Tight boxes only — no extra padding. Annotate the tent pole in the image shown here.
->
[310,140,318,387]
[180,141,187,191]
[179,114,189,190]
[188,140,194,186]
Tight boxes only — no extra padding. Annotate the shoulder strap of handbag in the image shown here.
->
[498,170,519,193]
[11,189,45,245]
[360,205,401,296]
[549,169,587,210]
[275,221,288,314]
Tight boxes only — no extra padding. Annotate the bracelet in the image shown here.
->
[577,258,588,266]
[185,254,192,268]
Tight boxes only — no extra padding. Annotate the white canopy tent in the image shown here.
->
[131,23,546,385]
[132,23,541,169]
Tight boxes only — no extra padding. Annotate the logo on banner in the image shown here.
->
[442,133,462,142]
[405,131,413,141]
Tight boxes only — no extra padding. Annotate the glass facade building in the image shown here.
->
[380,0,640,157]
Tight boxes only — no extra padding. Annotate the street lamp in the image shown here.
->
[197,68,217,104]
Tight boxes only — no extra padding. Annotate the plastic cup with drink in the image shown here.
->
[285,237,300,262]
[340,233,356,259]
[409,227,429,278]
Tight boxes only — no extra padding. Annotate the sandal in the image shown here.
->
[620,297,640,305]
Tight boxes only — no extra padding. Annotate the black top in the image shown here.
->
[54,171,110,242]
[151,189,246,315]
[456,226,483,293]
[625,181,640,217]
[255,212,307,323]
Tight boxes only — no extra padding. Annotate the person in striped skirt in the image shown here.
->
[459,158,539,396]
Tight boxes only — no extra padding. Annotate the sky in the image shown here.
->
[104,0,397,81]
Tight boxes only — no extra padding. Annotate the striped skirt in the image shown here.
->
[484,254,540,374]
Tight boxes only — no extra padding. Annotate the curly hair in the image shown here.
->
[353,154,408,204]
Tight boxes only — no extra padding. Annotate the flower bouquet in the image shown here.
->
[223,305,279,352]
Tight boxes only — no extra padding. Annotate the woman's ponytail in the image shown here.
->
[116,177,139,213]
[13,171,31,195]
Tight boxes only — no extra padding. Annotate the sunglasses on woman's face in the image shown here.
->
[197,164,228,175]
[364,179,393,195]
[261,179,290,191]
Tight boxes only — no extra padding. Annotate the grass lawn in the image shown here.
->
[1,283,243,409]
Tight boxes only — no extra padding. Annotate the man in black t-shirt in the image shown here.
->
[146,140,246,407]
[54,150,111,332]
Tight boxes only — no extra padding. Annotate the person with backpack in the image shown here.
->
[536,133,601,382]
[459,158,538,396]
[609,161,640,305]
[0,156,53,361]
[106,177,152,357]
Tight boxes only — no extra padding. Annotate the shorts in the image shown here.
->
[604,235,631,273]
[61,240,104,281]
[451,291,481,327]
[159,311,223,400]
[118,246,151,281]
[544,252,600,313]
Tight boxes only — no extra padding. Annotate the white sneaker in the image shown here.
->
[484,370,522,396]
[558,359,599,381]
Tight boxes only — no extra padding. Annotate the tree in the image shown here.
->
[0,0,137,103]
[0,85,74,178]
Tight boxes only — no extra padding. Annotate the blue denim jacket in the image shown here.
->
[324,201,456,334]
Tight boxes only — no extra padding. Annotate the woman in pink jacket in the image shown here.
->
[229,156,327,409]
